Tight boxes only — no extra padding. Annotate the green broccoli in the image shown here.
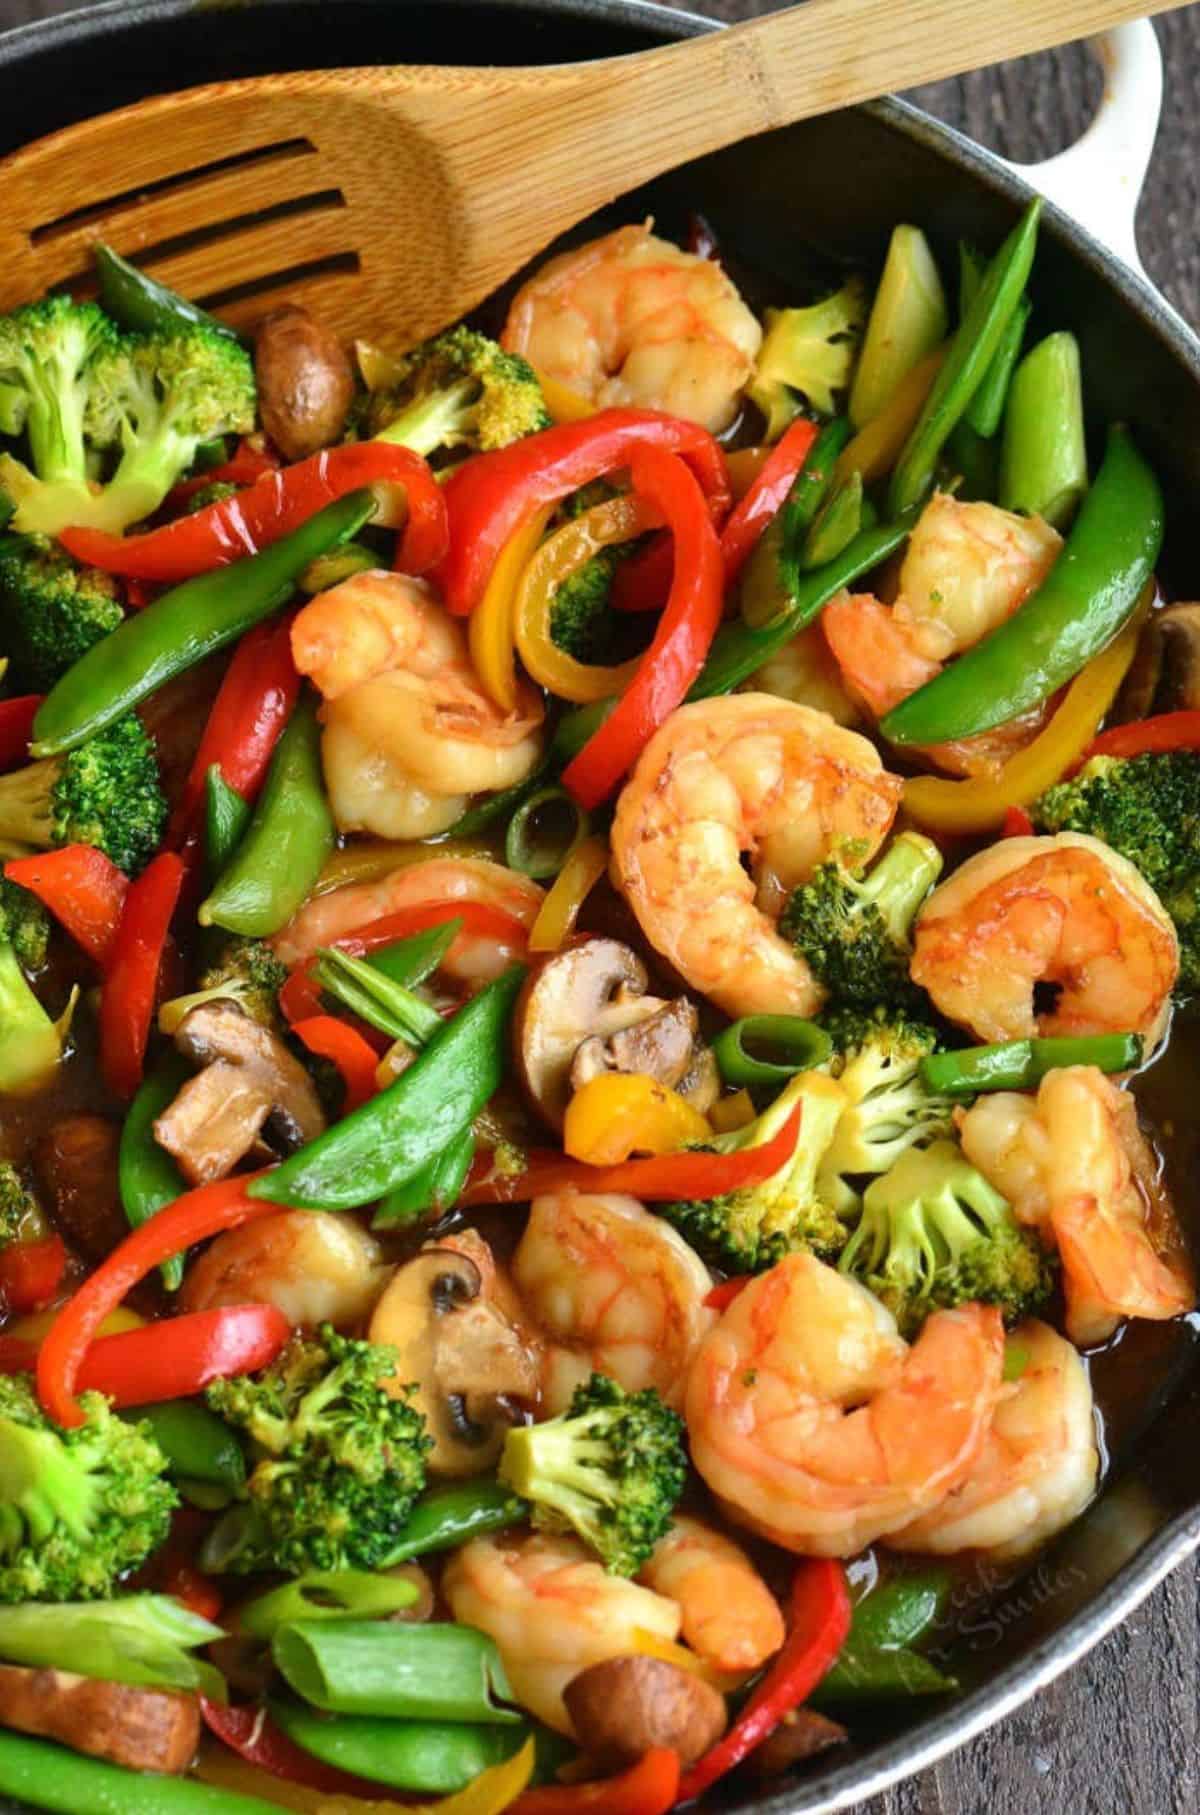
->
[0,1162,39,1251]
[0,298,120,528]
[0,534,123,691]
[0,879,48,973]
[184,479,240,514]
[0,1372,176,1603]
[203,1324,430,1576]
[367,325,549,457]
[0,882,72,1098]
[158,936,289,1037]
[499,1373,685,1577]
[548,547,622,663]
[660,1070,848,1273]
[780,831,943,1012]
[839,1139,1054,1337]
[0,712,166,877]
[746,277,869,440]
[1034,748,1200,995]
[817,1007,955,1216]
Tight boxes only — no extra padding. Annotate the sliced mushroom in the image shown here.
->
[255,305,355,462]
[571,997,721,1114]
[1116,603,1200,721]
[0,1664,199,1774]
[563,1656,727,1769]
[369,1247,539,1476]
[155,1002,326,1186]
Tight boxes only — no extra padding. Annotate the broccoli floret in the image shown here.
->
[0,882,69,1097]
[0,1372,175,1602]
[0,299,120,521]
[204,1324,430,1576]
[1034,749,1200,995]
[499,1373,685,1577]
[746,277,869,440]
[781,831,943,1012]
[839,1139,1054,1337]
[0,1162,39,1251]
[661,1071,848,1273]
[0,534,123,691]
[818,1009,955,1216]
[367,325,549,457]
[184,479,240,514]
[0,712,165,877]
[159,936,288,1036]
[549,548,621,663]
[0,879,48,973]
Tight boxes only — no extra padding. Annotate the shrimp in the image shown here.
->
[513,1193,714,1413]
[502,222,762,432]
[272,856,543,986]
[891,1320,1099,1558]
[742,622,862,728]
[684,1252,1005,1557]
[960,1067,1195,1345]
[179,1209,387,1329]
[610,695,901,1018]
[320,713,467,840]
[911,833,1179,1049]
[442,1531,680,1734]
[638,1516,784,1673]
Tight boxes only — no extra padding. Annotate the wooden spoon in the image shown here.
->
[0,0,1176,342]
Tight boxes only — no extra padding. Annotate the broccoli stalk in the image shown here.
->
[0,713,166,877]
[661,1071,848,1273]
[158,937,289,1036]
[781,830,944,1011]
[746,277,869,440]
[0,882,73,1098]
[368,326,550,457]
[817,1008,956,1216]
[0,1373,176,1602]
[0,534,123,691]
[839,1139,1054,1337]
[499,1373,686,1577]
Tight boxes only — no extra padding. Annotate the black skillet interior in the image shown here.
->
[2,2,1200,1809]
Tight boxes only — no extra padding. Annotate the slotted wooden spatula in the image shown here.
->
[0,0,1176,345]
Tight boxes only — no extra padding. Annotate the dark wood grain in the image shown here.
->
[1,0,1199,1809]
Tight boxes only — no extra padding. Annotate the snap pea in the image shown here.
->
[0,1728,279,1813]
[383,1479,529,1563]
[999,330,1089,528]
[250,964,524,1209]
[373,1129,476,1229]
[94,241,247,345]
[204,765,251,883]
[118,1053,191,1290]
[813,1643,955,1704]
[800,468,863,569]
[889,199,1041,515]
[959,241,1030,439]
[123,1399,245,1493]
[367,919,461,989]
[32,490,376,757]
[713,1015,832,1088]
[812,1568,954,1705]
[740,415,851,627]
[199,695,334,938]
[944,418,998,503]
[270,1698,528,1793]
[883,424,1163,744]
[921,1031,1142,1099]
[850,1569,951,1650]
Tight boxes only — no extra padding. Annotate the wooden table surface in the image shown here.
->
[1,0,1198,1809]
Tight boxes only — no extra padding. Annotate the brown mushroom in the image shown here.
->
[1116,603,1200,720]
[155,1002,326,1186]
[745,1707,847,1778]
[514,938,717,1129]
[0,1664,199,1773]
[369,1247,538,1476]
[33,1116,126,1261]
[254,305,355,461]
[563,1656,727,1769]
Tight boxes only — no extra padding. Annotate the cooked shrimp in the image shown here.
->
[513,1193,714,1413]
[320,712,467,840]
[443,1531,680,1734]
[179,1209,387,1329]
[638,1516,784,1672]
[960,1067,1195,1345]
[292,569,444,701]
[272,857,543,986]
[610,695,901,1018]
[911,833,1178,1048]
[685,1252,1005,1557]
[742,622,861,728]
[502,222,762,432]
[891,1320,1099,1558]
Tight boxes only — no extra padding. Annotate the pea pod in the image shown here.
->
[270,1697,529,1794]
[1000,330,1089,529]
[813,1642,956,1704]
[0,1727,280,1813]
[958,241,1030,439]
[383,1479,529,1563]
[123,1399,245,1493]
[741,416,850,628]
[850,1569,950,1649]
[204,765,251,882]
[199,696,334,938]
[374,1129,476,1228]
[118,1054,191,1290]
[32,490,376,757]
[800,469,863,569]
[94,241,246,345]
[883,424,1163,745]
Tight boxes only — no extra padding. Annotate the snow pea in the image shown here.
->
[270,1698,528,1793]
[958,241,1030,439]
[199,695,334,939]
[204,765,251,883]
[740,415,851,628]
[374,1129,476,1228]
[125,1399,246,1494]
[383,1479,529,1563]
[814,1643,955,1704]
[119,1053,191,1290]
[32,490,376,757]
[94,241,247,346]
[884,424,1163,744]
[812,1568,954,1705]
[0,1727,280,1813]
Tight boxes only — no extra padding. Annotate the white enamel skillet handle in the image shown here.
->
[997,18,1162,278]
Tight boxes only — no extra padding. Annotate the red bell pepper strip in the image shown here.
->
[163,1561,224,1624]
[0,695,41,771]
[168,617,300,847]
[434,407,731,616]
[703,1277,750,1312]
[0,1302,290,1404]
[0,1236,67,1317]
[1081,708,1200,763]
[514,1750,681,1815]
[99,851,185,1099]
[60,443,447,583]
[36,1173,274,1428]
[4,846,128,967]
[171,438,281,504]
[463,1104,803,1207]
[200,1699,383,1797]
[676,1559,852,1802]
[1002,805,1035,838]
[562,446,724,808]
[719,417,820,587]
[291,1015,379,1113]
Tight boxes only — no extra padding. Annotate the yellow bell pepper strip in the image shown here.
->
[835,345,946,487]
[535,371,596,424]
[708,1089,757,1134]
[900,623,1139,835]
[514,495,654,703]
[631,1629,749,1695]
[564,1074,713,1165]
[528,835,608,952]
[470,507,555,711]
[724,446,772,501]
[314,838,497,894]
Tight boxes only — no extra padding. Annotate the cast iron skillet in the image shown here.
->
[2,3,1200,1809]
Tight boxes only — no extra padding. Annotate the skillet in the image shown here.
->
[0,2,1198,1808]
